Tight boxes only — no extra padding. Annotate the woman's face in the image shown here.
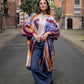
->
[39,0,48,11]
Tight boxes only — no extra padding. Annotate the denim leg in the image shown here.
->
[31,41,44,71]
[31,41,48,77]
[32,71,52,84]
[31,41,52,84]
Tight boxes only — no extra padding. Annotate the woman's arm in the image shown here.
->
[22,13,36,37]
[46,17,60,40]
[41,16,60,41]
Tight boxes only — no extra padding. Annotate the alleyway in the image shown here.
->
[0,29,84,84]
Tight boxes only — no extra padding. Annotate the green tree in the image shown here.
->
[20,0,37,15]
[55,7,61,21]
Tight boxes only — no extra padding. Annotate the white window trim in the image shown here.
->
[74,0,81,8]
[74,11,81,13]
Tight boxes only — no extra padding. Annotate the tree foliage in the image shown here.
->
[20,0,37,15]
[55,7,61,21]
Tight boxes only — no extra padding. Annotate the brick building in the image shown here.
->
[54,0,62,7]
[0,0,16,32]
[62,0,84,29]
[16,0,28,26]
[49,0,61,18]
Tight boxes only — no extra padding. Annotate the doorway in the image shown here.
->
[17,13,19,24]
[82,17,84,29]
[67,18,73,29]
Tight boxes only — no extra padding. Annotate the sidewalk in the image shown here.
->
[0,28,21,50]
[60,29,84,54]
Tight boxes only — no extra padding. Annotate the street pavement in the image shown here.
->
[60,29,84,54]
[0,28,84,84]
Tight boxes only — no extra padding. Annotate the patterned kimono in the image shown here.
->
[22,13,60,72]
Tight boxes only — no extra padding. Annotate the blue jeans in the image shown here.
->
[31,40,52,84]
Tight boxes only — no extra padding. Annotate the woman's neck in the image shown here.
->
[40,10,47,15]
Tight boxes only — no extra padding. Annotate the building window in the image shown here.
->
[74,0,81,15]
[75,0,80,4]
[4,0,8,15]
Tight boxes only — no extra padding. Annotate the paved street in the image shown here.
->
[0,31,84,84]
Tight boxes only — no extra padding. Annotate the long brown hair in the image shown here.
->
[36,0,50,14]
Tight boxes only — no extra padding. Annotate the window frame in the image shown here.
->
[75,0,80,5]
[74,0,81,8]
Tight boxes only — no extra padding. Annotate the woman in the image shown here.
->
[22,0,60,84]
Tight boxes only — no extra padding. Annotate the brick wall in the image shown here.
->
[0,0,16,30]
[54,0,62,7]
[8,1,15,15]
[64,0,74,15]
[73,17,82,29]
[81,0,84,15]
[2,15,16,29]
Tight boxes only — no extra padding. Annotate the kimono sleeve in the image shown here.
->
[22,13,35,37]
[46,16,60,40]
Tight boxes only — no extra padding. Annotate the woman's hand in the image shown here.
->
[33,33,40,43]
[41,32,51,41]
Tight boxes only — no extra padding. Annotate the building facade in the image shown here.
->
[54,0,62,7]
[16,0,28,26]
[62,0,84,29]
[0,0,16,32]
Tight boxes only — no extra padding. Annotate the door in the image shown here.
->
[67,18,73,29]
[82,17,84,29]
[17,13,19,24]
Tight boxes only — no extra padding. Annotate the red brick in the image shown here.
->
[54,0,62,7]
